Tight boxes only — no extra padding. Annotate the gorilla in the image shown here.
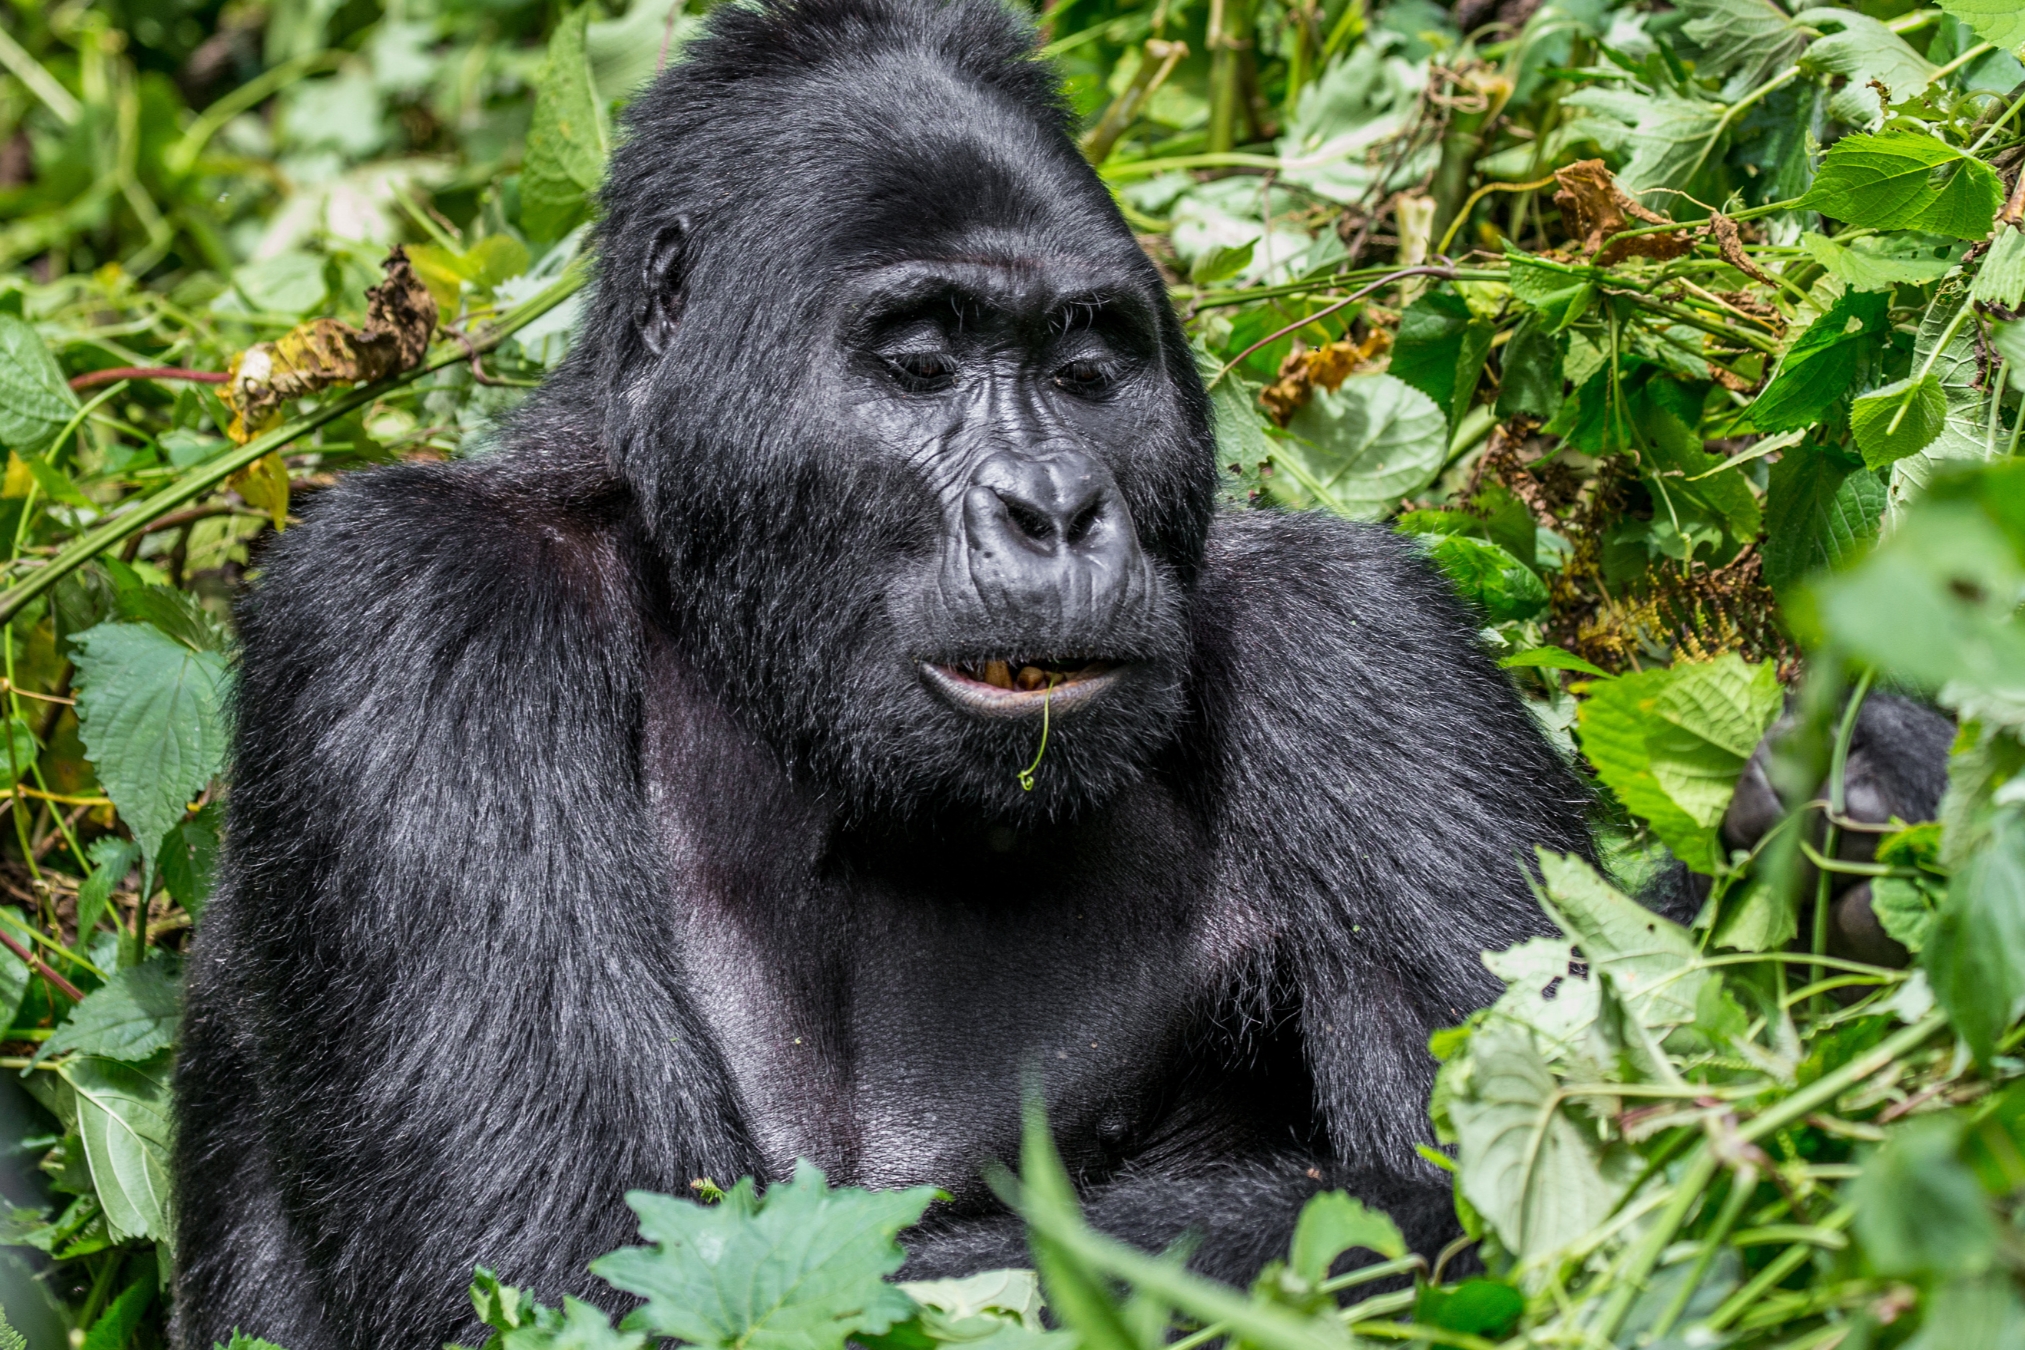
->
[168,1,1950,1346]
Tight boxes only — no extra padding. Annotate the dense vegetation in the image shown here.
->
[0,0,2018,1344]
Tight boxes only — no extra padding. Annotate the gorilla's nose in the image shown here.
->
[961,451,1145,616]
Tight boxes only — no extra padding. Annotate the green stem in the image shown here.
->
[1647,1164,1758,1340]
[1591,1146,1720,1344]
[1814,670,1873,1009]
[1742,1013,1947,1145]
[1969,85,2025,155]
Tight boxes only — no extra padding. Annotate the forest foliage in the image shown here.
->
[0,0,2020,1344]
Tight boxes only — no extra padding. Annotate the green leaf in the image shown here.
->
[0,315,79,453]
[1207,369,1279,508]
[0,1305,22,1350]
[1851,1114,1996,1277]
[1678,0,1805,88]
[1794,9,1937,128]
[1506,257,1595,334]
[0,715,37,788]
[896,1270,1046,1330]
[1389,290,1495,426]
[1579,669,1723,872]
[1851,373,1949,469]
[1971,226,2025,312]
[1936,0,2025,50]
[71,621,232,854]
[1749,290,1889,433]
[220,1333,295,1350]
[59,1054,173,1244]
[504,1299,651,1350]
[80,1267,156,1350]
[1276,374,1448,520]
[1288,1191,1405,1285]
[33,960,179,1065]
[1493,315,1564,422]
[1482,937,1600,1058]
[1711,877,1800,952]
[1498,646,1608,676]
[1799,231,1956,292]
[1447,1020,1625,1261]
[593,1162,937,1350]
[159,801,222,922]
[1872,875,1940,954]
[75,836,139,951]
[521,7,610,243]
[0,932,27,1031]
[1425,535,1547,622]
[1413,1280,1523,1340]
[1797,131,2004,241]
[1764,443,1885,590]
[1535,849,1710,1032]
[1925,813,2025,1064]
[1190,240,1255,285]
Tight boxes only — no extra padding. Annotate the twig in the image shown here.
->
[0,927,82,1001]
[1210,265,1457,386]
[69,366,229,391]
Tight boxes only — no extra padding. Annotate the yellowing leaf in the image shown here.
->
[228,451,290,531]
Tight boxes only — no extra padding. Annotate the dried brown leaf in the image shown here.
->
[221,247,439,442]
[1707,213,1774,285]
[1258,330,1391,424]
[1553,159,1692,265]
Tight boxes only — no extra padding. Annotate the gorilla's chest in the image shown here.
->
[642,676,1224,1198]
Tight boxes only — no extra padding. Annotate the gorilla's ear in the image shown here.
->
[638,217,690,355]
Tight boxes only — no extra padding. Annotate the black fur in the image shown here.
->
[172,3,1597,1345]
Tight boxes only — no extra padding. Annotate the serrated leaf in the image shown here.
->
[1535,849,1710,1032]
[34,961,179,1065]
[1799,232,1956,292]
[1749,289,1889,433]
[1852,374,1948,469]
[1678,0,1805,89]
[1275,374,1447,519]
[1557,89,1727,199]
[160,801,222,922]
[593,1161,937,1350]
[521,7,610,243]
[1448,1020,1625,1261]
[503,1299,650,1350]
[71,622,232,854]
[1424,535,1547,622]
[1764,443,1885,591]
[1482,936,1599,1055]
[1794,9,1936,129]
[1389,290,1494,426]
[1797,131,2004,241]
[1494,315,1564,422]
[75,836,140,951]
[1971,226,2025,311]
[1925,813,2025,1064]
[1937,0,2025,50]
[1578,669,1722,872]
[59,1054,173,1244]
[0,315,79,453]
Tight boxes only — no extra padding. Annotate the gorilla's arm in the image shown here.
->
[173,459,759,1350]
[1185,511,1593,1249]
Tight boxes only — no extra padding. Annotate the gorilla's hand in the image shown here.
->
[1720,694,1955,966]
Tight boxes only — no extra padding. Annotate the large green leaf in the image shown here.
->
[1678,0,1805,89]
[1389,290,1494,427]
[1851,374,1948,469]
[1287,1191,1404,1285]
[1448,1021,1625,1262]
[1578,669,1721,873]
[1493,315,1563,422]
[1535,850,1710,1032]
[521,7,610,243]
[1276,374,1447,520]
[0,315,79,453]
[1797,131,2004,240]
[33,960,179,1066]
[1748,289,1888,433]
[71,622,232,854]
[1558,88,1728,198]
[594,1162,937,1350]
[1763,444,1884,591]
[1794,9,1936,128]
[1798,232,1956,292]
[59,1054,173,1245]
[1424,535,1547,623]
[1937,0,2025,50]
[1925,813,2025,1064]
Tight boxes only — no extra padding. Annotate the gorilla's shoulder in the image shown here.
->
[1187,508,1587,830]
[250,453,637,627]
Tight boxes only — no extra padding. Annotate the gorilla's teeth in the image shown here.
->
[984,660,1014,689]
[1016,665,1047,691]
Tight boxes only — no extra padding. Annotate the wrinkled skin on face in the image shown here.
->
[580,43,1216,823]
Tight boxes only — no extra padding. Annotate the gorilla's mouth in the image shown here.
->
[919,658,1125,717]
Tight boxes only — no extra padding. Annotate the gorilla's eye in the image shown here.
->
[1054,358,1114,396]
[886,351,957,392]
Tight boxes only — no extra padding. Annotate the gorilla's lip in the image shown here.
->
[918,659,1127,718]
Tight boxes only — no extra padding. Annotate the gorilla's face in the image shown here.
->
[596,66,1214,824]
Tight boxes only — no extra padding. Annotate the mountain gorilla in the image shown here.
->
[169,0,1947,1346]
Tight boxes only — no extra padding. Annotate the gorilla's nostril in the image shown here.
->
[1003,499,1056,544]
[1066,501,1104,545]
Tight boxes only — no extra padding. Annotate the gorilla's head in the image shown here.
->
[572,0,1216,823]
